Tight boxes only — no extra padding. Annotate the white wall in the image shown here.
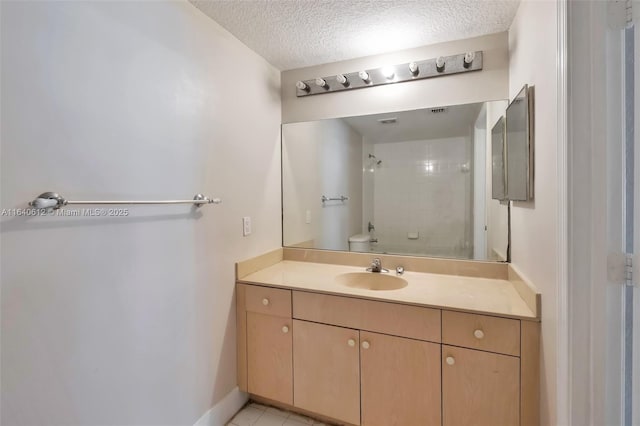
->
[282,119,363,250]
[508,1,559,425]
[281,32,510,123]
[0,2,281,425]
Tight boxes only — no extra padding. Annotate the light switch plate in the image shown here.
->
[242,216,251,236]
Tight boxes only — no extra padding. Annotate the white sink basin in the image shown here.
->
[336,272,408,291]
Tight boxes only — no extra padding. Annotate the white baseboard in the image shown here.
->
[194,387,248,426]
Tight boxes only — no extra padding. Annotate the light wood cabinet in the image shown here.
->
[237,284,293,403]
[246,312,293,404]
[360,331,441,426]
[442,310,520,356]
[237,283,539,426]
[442,345,520,426]
[293,320,361,426]
[245,284,292,317]
[293,291,441,342]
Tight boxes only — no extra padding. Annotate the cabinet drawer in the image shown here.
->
[244,284,291,318]
[293,291,440,342]
[442,311,520,356]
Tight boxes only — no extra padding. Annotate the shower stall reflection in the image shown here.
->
[364,138,473,258]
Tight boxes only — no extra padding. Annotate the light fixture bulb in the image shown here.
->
[358,71,370,82]
[436,56,445,72]
[315,78,328,88]
[296,81,309,91]
[409,62,419,74]
[382,66,395,79]
[336,74,348,85]
[463,52,475,68]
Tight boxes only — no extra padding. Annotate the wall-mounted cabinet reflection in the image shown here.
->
[282,101,510,262]
[507,85,534,201]
[491,116,507,201]
[491,85,534,203]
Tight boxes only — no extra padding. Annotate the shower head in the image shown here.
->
[366,154,382,171]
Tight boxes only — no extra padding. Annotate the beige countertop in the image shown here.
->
[238,260,537,320]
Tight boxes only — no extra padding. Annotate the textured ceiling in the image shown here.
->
[189,0,520,70]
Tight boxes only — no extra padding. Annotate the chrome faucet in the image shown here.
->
[367,258,388,273]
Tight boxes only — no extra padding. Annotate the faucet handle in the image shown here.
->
[396,266,405,275]
[372,258,382,270]
[366,257,383,273]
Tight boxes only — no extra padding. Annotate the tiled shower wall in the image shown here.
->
[367,137,473,258]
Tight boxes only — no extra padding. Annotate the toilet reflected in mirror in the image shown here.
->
[348,234,371,252]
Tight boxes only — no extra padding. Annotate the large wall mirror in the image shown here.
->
[282,100,510,262]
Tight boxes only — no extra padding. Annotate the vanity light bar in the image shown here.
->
[295,51,483,97]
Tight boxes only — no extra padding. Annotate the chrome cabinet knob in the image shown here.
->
[362,341,370,349]
[348,339,356,347]
[282,325,289,333]
[474,329,485,339]
[262,298,269,306]
[446,356,455,366]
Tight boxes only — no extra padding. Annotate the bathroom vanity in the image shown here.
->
[235,248,540,426]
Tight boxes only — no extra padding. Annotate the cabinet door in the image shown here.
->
[247,312,293,404]
[442,345,520,426]
[293,320,360,425]
[360,331,441,426]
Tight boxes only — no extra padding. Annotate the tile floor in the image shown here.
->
[226,402,328,426]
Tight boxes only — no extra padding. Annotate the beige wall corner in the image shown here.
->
[237,248,284,280]
[508,263,542,320]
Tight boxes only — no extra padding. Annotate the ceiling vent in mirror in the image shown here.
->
[430,107,449,114]
[377,117,398,124]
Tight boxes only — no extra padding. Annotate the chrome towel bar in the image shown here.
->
[29,192,222,210]
[321,195,349,203]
